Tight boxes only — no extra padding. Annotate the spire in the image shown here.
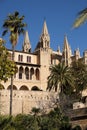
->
[62,35,72,66]
[74,48,80,60]
[42,20,49,35]
[63,35,72,54]
[35,20,50,51]
[63,35,69,50]
[22,31,31,53]
[40,20,50,48]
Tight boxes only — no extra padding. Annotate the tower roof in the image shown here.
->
[63,35,69,49]
[41,20,49,35]
[22,31,31,53]
[35,20,50,51]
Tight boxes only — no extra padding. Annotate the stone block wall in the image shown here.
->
[0,90,58,115]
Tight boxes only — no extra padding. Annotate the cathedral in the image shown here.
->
[1,20,87,115]
[2,20,87,91]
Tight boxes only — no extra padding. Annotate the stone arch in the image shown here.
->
[19,66,24,79]
[7,85,17,90]
[30,68,34,80]
[31,86,40,91]
[35,68,40,80]
[25,67,29,80]
[20,85,29,90]
[0,84,5,90]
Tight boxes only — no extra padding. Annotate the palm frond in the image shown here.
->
[78,8,87,15]
[2,30,8,36]
[14,11,19,17]
[73,8,87,28]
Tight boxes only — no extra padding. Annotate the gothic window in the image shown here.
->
[27,56,31,63]
[19,66,23,79]
[25,67,29,80]
[20,85,29,90]
[31,86,40,91]
[7,85,17,90]
[35,68,40,80]
[18,55,23,62]
[30,68,34,80]
[18,55,20,61]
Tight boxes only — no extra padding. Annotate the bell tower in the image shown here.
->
[35,20,52,90]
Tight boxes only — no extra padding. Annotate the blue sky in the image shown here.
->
[0,0,87,56]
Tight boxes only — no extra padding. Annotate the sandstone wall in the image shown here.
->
[0,90,58,115]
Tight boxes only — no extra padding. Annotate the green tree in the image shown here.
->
[2,11,26,115]
[31,107,40,117]
[0,38,16,82]
[0,115,15,130]
[47,63,74,94]
[71,61,87,100]
[73,8,87,28]
[47,63,74,112]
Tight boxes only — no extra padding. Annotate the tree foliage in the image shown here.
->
[0,107,82,130]
[47,61,87,95]
[47,63,74,95]
[47,61,87,111]
[73,8,87,28]
[0,38,17,82]
[2,11,26,115]
[71,61,87,97]
[2,11,26,46]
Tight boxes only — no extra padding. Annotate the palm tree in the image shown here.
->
[47,63,74,112]
[73,8,87,28]
[2,11,26,115]
[47,63,74,94]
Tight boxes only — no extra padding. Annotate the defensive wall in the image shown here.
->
[0,90,58,115]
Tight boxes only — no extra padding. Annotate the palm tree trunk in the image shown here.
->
[10,75,13,115]
[9,45,15,115]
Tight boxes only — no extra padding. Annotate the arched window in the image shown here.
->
[31,86,40,91]
[25,67,29,80]
[27,56,31,63]
[7,85,17,90]
[20,85,29,90]
[35,68,40,80]
[21,55,23,62]
[18,55,20,61]
[19,66,23,79]
[30,68,34,80]
[18,55,23,62]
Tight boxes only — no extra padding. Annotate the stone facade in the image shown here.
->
[0,20,87,115]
